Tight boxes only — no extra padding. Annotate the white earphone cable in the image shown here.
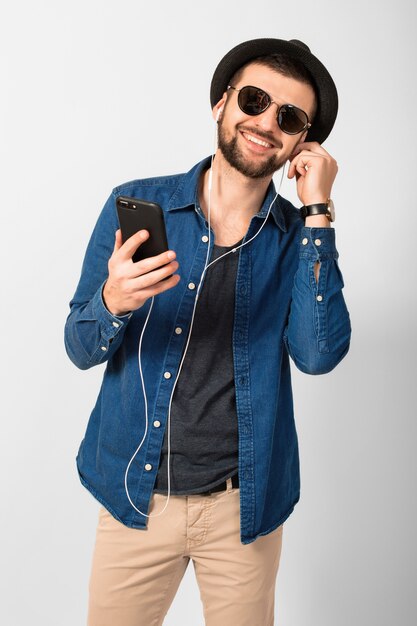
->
[124,116,287,517]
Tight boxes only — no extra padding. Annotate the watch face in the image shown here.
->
[328,199,335,221]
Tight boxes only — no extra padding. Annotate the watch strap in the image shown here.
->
[301,199,334,222]
[300,203,328,219]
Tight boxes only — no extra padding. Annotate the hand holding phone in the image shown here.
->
[102,198,181,316]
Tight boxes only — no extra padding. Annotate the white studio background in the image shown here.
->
[1,1,415,625]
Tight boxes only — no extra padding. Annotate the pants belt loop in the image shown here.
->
[226,478,233,492]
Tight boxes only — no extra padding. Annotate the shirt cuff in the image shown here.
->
[299,226,338,261]
[91,280,133,342]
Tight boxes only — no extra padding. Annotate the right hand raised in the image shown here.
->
[102,229,181,316]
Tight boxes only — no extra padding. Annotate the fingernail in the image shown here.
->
[167,251,176,260]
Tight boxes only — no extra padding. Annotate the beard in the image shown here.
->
[217,120,287,179]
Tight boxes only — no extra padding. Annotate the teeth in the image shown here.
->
[243,132,272,148]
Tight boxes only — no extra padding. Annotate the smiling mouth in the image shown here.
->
[240,131,275,149]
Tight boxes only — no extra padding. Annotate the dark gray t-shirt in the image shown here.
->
[153,239,242,495]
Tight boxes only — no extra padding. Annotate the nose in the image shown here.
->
[253,102,280,133]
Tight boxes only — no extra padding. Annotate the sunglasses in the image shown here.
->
[227,85,312,135]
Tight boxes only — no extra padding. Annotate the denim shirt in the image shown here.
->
[64,155,351,545]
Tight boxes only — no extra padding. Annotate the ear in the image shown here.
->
[287,131,308,160]
[288,131,309,163]
[298,130,308,144]
[212,93,227,122]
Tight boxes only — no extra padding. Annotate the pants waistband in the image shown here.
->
[199,473,239,496]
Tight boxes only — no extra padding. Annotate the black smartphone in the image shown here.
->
[115,196,169,264]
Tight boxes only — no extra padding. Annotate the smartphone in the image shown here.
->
[116,196,169,264]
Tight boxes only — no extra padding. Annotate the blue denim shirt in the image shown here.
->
[64,155,351,545]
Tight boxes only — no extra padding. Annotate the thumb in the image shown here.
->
[113,228,123,252]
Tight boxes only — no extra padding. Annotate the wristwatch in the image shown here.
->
[300,198,335,222]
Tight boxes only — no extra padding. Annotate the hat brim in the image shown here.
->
[210,38,338,144]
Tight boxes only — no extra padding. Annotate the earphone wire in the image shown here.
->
[124,115,287,517]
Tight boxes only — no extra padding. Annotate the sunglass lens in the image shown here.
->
[238,86,270,115]
[279,105,308,134]
[237,87,309,134]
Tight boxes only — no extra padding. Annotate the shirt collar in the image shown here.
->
[166,155,287,233]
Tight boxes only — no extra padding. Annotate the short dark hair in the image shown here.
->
[228,53,318,123]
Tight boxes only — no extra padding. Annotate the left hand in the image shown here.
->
[287,141,338,205]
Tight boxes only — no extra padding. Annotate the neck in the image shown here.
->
[199,149,273,230]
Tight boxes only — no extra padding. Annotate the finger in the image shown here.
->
[289,148,328,168]
[296,161,307,177]
[291,151,324,164]
[136,272,181,301]
[292,141,328,156]
[119,229,150,260]
[288,153,322,177]
[129,249,177,277]
[131,260,179,288]
[288,154,304,178]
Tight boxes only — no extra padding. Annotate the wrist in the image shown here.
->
[305,215,331,228]
[303,197,328,205]
[102,282,130,317]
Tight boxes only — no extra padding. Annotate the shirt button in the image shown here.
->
[144,463,152,471]
[302,237,308,245]
[175,327,182,335]
[153,420,161,428]
[100,346,107,351]
[112,321,120,328]
[201,235,209,243]
[164,371,172,379]
[314,238,322,246]
[188,282,196,290]
[317,294,323,302]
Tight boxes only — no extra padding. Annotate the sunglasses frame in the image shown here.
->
[227,85,312,135]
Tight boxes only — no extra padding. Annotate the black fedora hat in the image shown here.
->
[210,38,338,144]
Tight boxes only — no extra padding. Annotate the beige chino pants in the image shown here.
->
[87,478,284,626]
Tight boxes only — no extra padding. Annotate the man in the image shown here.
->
[65,38,351,626]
